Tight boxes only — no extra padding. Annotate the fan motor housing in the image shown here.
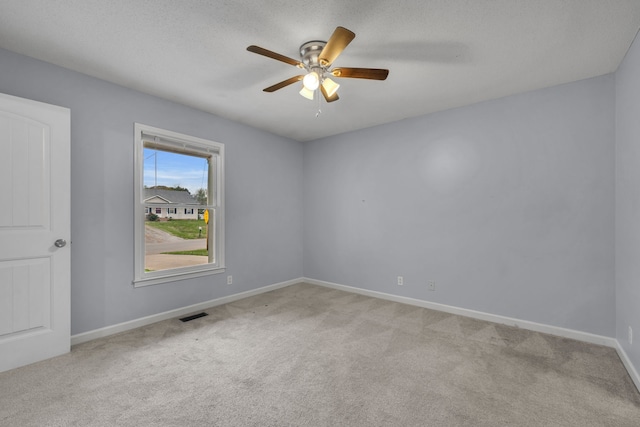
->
[299,41,326,68]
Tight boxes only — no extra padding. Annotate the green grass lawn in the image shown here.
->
[146,219,207,239]
[161,249,208,256]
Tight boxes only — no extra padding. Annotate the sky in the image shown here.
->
[143,148,209,194]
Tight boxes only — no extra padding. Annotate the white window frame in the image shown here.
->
[133,123,225,287]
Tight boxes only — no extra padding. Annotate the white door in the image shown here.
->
[0,93,70,373]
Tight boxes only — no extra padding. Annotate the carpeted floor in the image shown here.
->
[1,283,639,426]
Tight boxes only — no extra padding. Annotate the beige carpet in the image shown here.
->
[1,283,639,426]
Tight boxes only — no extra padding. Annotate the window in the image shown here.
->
[134,123,224,286]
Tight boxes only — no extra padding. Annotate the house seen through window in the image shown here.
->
[134,124,224,286]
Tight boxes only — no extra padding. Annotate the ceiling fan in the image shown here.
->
[247,26,389,103]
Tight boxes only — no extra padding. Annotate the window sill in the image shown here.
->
[133,265,225,287]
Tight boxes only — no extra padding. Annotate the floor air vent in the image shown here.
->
[179,312,208,322]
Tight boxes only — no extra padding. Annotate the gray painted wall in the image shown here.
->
[304,75,615,336]
[0,48,304,335]
[616,31,640,373]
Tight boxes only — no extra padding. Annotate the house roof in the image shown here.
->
[1,1,639,142]
[144,188,198,205]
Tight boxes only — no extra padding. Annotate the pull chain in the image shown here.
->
[315,88,322,117]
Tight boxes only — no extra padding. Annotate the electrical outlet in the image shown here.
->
[428,280,436,291]
[397,276,403,286]
[227,275,232,285]
[629,326,633,345]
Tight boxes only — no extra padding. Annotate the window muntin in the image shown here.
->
[134,124,224,286]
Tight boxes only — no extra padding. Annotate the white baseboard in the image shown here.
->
[71,277,304,346]
[303,277,617,348]
[615,341,640,393]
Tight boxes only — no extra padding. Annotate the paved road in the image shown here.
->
[145,225,207,254]
[145,254,208,270]
[145,239,206,255]
[144,225,208,270]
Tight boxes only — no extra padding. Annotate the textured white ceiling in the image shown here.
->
[1,1,639,142]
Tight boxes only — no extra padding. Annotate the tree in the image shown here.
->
[194,188,207,205]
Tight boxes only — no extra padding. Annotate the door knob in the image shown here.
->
[54,239,67,248]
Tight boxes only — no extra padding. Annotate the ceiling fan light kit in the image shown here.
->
[247,26,389,104]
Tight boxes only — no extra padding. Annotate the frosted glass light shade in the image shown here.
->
[321,77,340,97]
[299,86,315,100]
[302,72,320,90]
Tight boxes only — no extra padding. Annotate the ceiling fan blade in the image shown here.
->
[318,26,356,66]
[263,75,304,92]
[320,85,339,103]
[331,67,389,80]
[247,45,304,68]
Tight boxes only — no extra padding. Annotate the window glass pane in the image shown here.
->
[143,146,212,273]
[143,148,209,197]
[143,210,210,272]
